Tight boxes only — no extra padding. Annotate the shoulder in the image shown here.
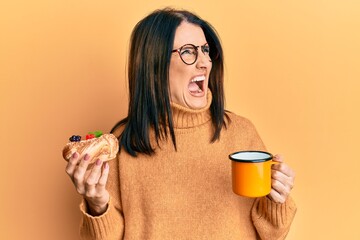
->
[110,118,127,138]
[225,111,257,130]
[224,111,266,150]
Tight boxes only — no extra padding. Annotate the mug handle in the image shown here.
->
[271,160,281,166]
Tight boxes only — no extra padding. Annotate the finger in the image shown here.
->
[272,167,291,181]
[272,168,295,190]
[77,153,92,170]
[273,154,284,163]
[85,159,103,187]
[97,162,110,191]
[271,177,290,198]
[268,188,286,204]
[73,154,91,194]
[272,154,296,178]
[272,162,295,179]
[84,159,103,198]
[65,152,82,178]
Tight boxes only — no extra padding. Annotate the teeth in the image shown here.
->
[191,75,206,82]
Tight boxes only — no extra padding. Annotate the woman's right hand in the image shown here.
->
[65,152,110,216]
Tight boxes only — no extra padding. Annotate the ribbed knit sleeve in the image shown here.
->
[79,198,124,240]
[251,196,297,240]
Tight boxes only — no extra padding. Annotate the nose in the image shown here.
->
[195,50,211,69]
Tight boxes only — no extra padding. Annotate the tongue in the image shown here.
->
[188,82,200,93]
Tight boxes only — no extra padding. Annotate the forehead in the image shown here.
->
[173,22,207,48]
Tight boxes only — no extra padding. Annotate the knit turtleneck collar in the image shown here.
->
[170,90,213,129]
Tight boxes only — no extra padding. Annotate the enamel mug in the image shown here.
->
[229,151,277,197]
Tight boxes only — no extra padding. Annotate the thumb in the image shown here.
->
[273,154,284,163]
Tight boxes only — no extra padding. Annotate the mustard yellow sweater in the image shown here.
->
[79,92,296,239]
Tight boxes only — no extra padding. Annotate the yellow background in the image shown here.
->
[1,0,359,239]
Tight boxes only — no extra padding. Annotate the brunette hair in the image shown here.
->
[111,8,227,156]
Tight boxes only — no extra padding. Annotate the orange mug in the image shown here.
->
[229,151,277,197]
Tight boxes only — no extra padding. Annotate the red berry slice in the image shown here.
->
[86,134,95,140]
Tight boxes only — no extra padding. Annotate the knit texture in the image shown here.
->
[79,92,296,239]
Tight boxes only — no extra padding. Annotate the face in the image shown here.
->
[169,22,212,109]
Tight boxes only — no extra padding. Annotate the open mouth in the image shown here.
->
[188,75,205,95]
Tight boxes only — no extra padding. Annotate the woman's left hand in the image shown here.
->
[268,154,295,203]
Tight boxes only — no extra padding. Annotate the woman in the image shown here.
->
[66,8,296,239]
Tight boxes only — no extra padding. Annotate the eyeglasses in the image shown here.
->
[171,43,211,65]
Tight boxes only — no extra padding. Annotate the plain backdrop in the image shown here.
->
[1,0,359,239]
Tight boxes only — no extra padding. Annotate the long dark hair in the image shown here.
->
[111,8,227,156]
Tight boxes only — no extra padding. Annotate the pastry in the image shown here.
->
[62,131,119,163]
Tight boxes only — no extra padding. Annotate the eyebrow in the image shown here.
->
[173,42,208,49]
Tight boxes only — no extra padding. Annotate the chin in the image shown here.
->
[186,96,208,109]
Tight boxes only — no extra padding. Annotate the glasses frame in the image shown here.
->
[171,43,211,65]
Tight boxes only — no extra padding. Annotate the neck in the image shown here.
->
[170,91,212,129]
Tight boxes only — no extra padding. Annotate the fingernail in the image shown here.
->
[96,159,102,166]
[72,152,78,158]
[84,154,90,161]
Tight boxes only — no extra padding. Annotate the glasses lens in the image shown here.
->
[202,44,210,55]
[201,44,212,61]
[179,44,197,64]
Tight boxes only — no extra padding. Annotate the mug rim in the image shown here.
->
[229,150,273,163]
